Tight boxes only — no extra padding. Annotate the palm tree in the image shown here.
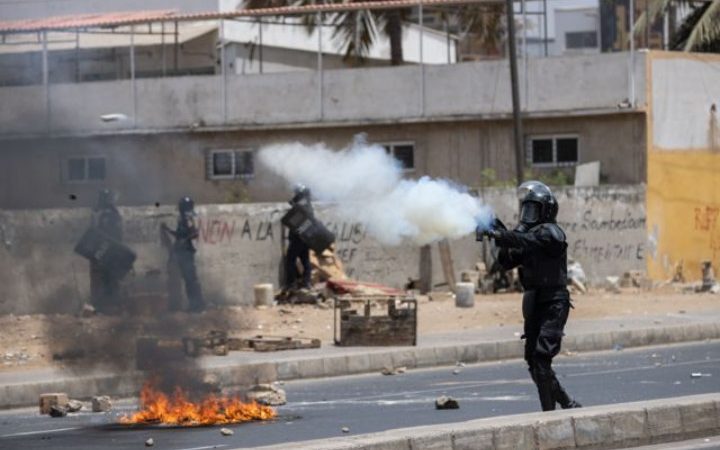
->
[242,0,410,65]
[633,0,720,51]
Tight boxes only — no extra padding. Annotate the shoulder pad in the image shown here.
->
[534,223,566,242]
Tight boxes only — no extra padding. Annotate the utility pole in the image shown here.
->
[505,0,524,185]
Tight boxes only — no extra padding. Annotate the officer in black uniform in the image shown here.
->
[480,181,581,411]
[162,197,205,312]
[90,189,123,313]
[284,184,313,289]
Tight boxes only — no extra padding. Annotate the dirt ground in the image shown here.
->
[1,287,718,372]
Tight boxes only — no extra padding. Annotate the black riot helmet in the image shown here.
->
[291,184,311,205]
[178,196,195,214]
[95,188,115,210]
[517,180,558,228]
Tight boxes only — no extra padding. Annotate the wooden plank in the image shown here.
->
[437,239,456,291]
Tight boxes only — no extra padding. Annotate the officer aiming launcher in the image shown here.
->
[477,180,581,412]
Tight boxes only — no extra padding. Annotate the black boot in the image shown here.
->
[536,380,556,411]
[553,380,582,409]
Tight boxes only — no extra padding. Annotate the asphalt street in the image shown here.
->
[1,340,719,449]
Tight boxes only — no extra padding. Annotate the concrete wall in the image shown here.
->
[646,51,720,281]
[0,185,645,315]
[0,114,645,210]
[0,52,646,136]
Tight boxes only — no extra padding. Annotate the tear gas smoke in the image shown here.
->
[258,136,494,246]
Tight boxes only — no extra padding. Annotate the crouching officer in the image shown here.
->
[162,197,205,312]
[480,181,581,411]
[284,184,313,289]
[90,189,123,313]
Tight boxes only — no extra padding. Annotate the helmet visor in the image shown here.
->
[520,201,541,224]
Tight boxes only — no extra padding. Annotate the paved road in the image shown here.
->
[1,341,719,449]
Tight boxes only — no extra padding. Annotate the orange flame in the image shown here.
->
[120,382,276,426]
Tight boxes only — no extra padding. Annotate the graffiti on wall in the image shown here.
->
[694,205,720,259]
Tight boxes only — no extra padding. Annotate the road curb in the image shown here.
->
[1,322,718,409]
[235,393,720,450]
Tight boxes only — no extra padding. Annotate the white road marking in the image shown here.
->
[174,445,228,450]
[0,427,80,438]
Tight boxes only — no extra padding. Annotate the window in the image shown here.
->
[527,136,579,166]
[565,31,598,49]
[65,156,106,182]
[207,149,254,179]
[380,142,415,171]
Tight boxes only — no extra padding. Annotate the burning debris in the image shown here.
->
[120,381,276,427]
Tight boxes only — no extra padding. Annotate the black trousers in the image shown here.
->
[285,238,311,288]
[523,298,575,411]
[90,262,119,314]
[176,250,204,312]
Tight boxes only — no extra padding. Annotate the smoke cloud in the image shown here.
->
[258,136,494,246]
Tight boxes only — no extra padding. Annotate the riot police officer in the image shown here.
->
[162,197,205,312]
[284,184,313,289]
[90,189,123,313]
[481,181,581,411]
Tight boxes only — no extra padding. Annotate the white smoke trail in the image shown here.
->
[258,136,494,246]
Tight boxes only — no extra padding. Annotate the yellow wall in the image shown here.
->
[647,150,720,280]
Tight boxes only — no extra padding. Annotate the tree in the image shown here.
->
[242,0,410,65]
[634,0,720,51]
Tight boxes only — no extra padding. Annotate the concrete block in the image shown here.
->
[368,352,394,371]
[350,436,410,450]
[535,417,575,450]
[434,346,459,366]
[477,342,499,362]
[573,414,613,447]
[610,410,647,443]
[276,360,300,380]
[39,393,69,415]
[323,356,349,377]
[408,433,452,449]
[628,328,649,347]
[698,324,718,340]
[456,345,480,364]
[494,424,534,450]
[679,401,717,434]
[561,335,578,352]
[664,326,686,343]
[391,350,417,369]
[682,325,702,342]
[611,330,632,347]
[452,428,494,450]
[496,340,523,360]
[251,363,278,383]
[569,333,594,352]
[91,395,112,412]
[347,354,371,374]
[299,358,326,378]
[646,405,682,438]
[413,348,437,368]
[591,332,613,350]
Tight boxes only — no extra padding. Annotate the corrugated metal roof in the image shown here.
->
[0,0,497,34]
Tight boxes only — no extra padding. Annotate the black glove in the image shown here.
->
[476,226,500,241]
[492,217,507,231]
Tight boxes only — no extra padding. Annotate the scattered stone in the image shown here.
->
[456,362,466,367]
[452,369,461,375]
[435,395,459,410]
[674,381,682,385]
[605,276,621,294]
[91,395,112,412]
[66,399,83,413]
[246,384,286,406]
[39,393,69,415]
[80,303,96,317]
[564,350,577,357]
[341,426,350,433]
[613,344,624,351]
[220,428,234,436]
[49,405,67,417]
[381,366,406,376]
[145,438,154,447]
[691,372,702,378]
